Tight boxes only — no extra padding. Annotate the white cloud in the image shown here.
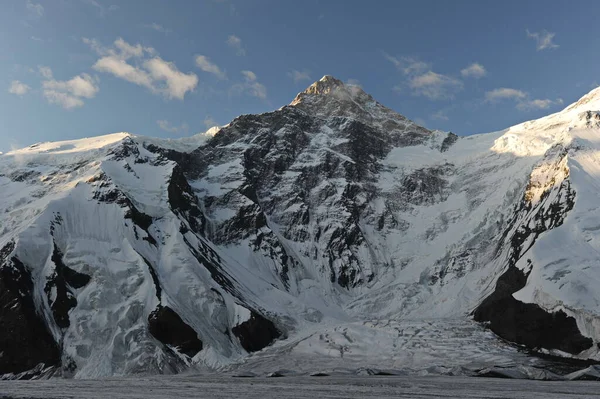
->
[195,55,226,80]
[26,1,44,17]
[8,80,31,96]
[408,71,463,100]
[114,37,149,59]
[384,53,430,75]
[88,37,197,100]
[485,87,563,112]
[516,98,563,111]
[84,37,155,59]
[38,65,53,79]
[82,37,107,56]
[145,23,171,34]
[144,58,198,100]
[461,63,486,79]
[485,88,527,102]
[227,35,245,56]
[157,120,189,134]
[526,29,559,51]
[385,53,461,100]
[241,70,257,82]
[232,70,267,99]
[288,70,311,83]
[42,73,99,109]
[93,57,154,87]
[43,91,85,109]
[242,70,266,98]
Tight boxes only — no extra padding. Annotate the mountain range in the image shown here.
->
[2,76,600,379]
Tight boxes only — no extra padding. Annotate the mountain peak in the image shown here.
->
[289,75,415,130]
[564,85,600,113]
[290,75,356,106]
[302,75,346,96]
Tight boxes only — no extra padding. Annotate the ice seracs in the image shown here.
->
[4,77,600,379]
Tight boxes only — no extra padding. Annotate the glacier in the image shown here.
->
[2,76,600,379]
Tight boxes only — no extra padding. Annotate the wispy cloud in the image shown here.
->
[413,117,427,127]
[157,120,189,134]
[227,35,245,56]
[195,55,226,80]
[8,80,31,96]
[526,29,559,51]
[485,87,562,111]
[431,110,449,121]
[85,37,198,100]
[41,68,99,109]
[517,98,563,111]
[38,65,53,79]
[82,0,119,17]
[203,115,218,129]
[408,71,462,100]
[144,23,171,35]
[384,53,462,100]
[461,63,486,79]
[231,70,267,99]
[26,0,44,18]
[288,70,311,84]
[384,54,430,75]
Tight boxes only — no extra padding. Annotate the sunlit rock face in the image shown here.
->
[3,77,600,378]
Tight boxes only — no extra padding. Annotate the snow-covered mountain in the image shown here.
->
[3,76,600,378]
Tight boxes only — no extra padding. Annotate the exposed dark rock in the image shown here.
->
[474,265,592,354]
[8,170,40,183]
[401,164,453,206]
[44,243,91,329]
[0,244,60,375]
[148,305,203,358]
[231,371,257,378]
[167,164,206,235]
[109,136,140,160]
[440,132,459,152]
[123,201,156,246]
[139,255,162,300]
[182,236,242,300]
[231,310,281,353]
[475,161,592,355]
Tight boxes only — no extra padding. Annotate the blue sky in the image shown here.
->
[2,0,600,152]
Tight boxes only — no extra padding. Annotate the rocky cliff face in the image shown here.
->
[3,76,600,378]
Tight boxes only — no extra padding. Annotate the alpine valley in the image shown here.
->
[3,76,600,380]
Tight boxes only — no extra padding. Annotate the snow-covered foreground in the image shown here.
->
[228,319,537,375]
[1,375,599,399]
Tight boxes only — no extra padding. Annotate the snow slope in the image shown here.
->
[3,77,600,378]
